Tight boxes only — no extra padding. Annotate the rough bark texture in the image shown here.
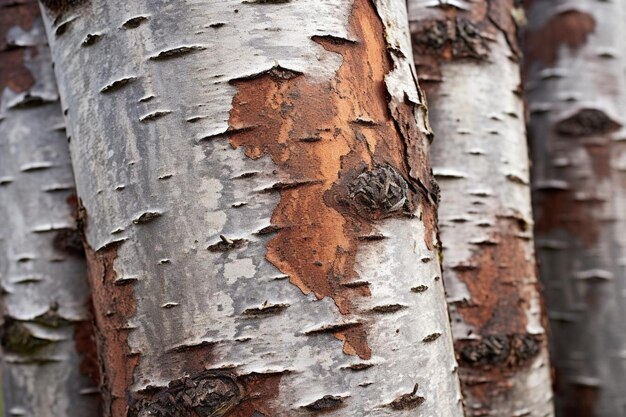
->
[409,0,555,416]
[0,1,100,415]
[526,0,626,416]
[39,0,465,416]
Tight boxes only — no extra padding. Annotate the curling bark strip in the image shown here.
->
[39,0,464,415]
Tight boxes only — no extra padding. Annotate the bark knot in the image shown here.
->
[411,17,489,61]
[459,333,542,368]
[555,108,622,137]
[347,164,413,220]
[0,317,53,354]
[130,372,244,417]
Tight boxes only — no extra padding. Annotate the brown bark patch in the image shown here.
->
[169,341,216,377]
[535,188,600,247]
[226,372,283,417]
[226,0,434,360]
[0,0,37,93]
[524,10,595,70]
[452,217,546,406]
[454,218,535,335]
[83,238,139,417]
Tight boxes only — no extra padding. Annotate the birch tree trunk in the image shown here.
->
[526,1,626,415]
[38,0,465,415]
[408,1,554,416]
[0,1,100,415]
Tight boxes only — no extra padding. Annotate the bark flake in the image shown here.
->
[303,395,345,412]
[386,384,425,410]
[122,16,149,30]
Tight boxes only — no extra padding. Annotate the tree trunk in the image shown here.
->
[38,0,465,415]
[0,1,100,416]
[525,1,626,416]
[408,1,554,416]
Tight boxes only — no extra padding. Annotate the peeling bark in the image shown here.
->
[526,1,626,416]
[39,0,464,415]
[0,1,100,415]
[409,0,554,415]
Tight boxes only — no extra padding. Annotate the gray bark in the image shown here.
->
[408,1,554,416]
[0,2,100,416]
[526,0,626,416]
[38,0,465,416]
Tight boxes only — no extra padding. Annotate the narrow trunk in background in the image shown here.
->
[38,0,465,415]
[0,1,100,416]
[526,0,626,416]
[408,1,554,416]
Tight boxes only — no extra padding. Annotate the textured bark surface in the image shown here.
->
[39,0,464,416]
[526,1,626,416]
[0,1,100,415]
[409,0,554,416]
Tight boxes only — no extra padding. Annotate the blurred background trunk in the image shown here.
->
[526,0,626,416]
[0,1,100,415]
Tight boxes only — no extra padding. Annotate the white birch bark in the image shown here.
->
[0,2,100,416]
[408,1,554,416]
[38,0,465,416]
[526,0,626,415]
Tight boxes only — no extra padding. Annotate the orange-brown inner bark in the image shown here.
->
[455,217,535,335]
[228,0,434,361]
[454,217,543,403]
[84,241,139,417]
